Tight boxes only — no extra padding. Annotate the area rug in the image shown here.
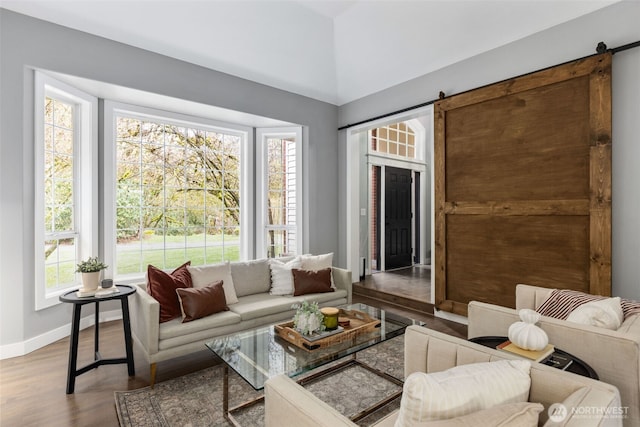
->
[115,335,404,426]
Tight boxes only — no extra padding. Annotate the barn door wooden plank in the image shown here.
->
[589,54,613,296]
[434,53,612,316]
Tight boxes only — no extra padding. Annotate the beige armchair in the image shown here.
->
[265,325,622,426]
[468,284,640,426]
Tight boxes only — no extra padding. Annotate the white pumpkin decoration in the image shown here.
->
[508,309,549,351]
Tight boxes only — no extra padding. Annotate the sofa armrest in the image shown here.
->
[515,284,555,310]
[555,383,622,427]
[467,300,521,339]
[332,267,352,303]
[468,300,640,426]
[530,364,622,427]
[129,283,160,358]
[265,375,355,427]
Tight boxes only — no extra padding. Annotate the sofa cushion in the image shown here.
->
[292,268,334,296]
[396,360,531,425]
[536,288,640,321]
[300,253,335,288]
[566,297,623,330]
[230,259,271,297]
[147,261,192,323]
[552,386,591,424]
[176,280,229,323]
[300,252,333,270]
[289,288,348,305]
[274,255,297,263]
[618,313,640,334]
[269,257,302,296]
[622,299,640,318]
[188,262,239,305]
[159,309,241,340]
[536,289,602,320]
[228,293,296,321]
[412,402,543,427]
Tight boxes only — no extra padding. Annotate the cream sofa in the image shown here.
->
[129,259,352,386]
[265,325,622,427]
[468,284,640,426]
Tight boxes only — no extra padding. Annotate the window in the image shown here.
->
[106,104,249,279]
[257,128,303,258]
[34,73,97,310]
[371,122,416,159]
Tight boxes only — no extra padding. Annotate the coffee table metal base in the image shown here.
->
[207,304,417,425]
[222,355,403,426]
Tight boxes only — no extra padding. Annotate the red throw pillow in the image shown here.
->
[176,280,229,323]
[292,268,334,296]
[147,261,193,323]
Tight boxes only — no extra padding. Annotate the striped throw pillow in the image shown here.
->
[536,289,640,321]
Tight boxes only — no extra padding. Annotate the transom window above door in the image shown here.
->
[370,122,416,159]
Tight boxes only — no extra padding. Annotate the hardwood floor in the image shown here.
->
[354,265,433,314]
[0,295,466,427]
[0,321,221,427]
[358,265,432,302]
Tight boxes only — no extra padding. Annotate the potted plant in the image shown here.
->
[76,256,108,292]
[292,301,325,336]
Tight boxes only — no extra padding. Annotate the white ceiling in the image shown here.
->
[0,0,619,105]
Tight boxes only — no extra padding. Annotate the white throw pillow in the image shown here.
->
[414,402,542,426]
[566,297,623,330]
[300,252,333,270]
[269,257,302,296]
[300,253,335,288]
[187,262,239,305]
[395,360,531,426]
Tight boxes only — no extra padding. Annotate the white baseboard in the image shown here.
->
[434,308,469,325]
[0,309,122,360]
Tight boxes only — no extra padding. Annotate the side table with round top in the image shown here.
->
[59,284,136,394]
[469,336,598,380]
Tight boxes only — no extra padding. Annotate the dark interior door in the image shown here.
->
[385,166,412,270]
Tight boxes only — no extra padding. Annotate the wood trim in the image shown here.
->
[443,200,589,216]
[588,54,612,296]
[434,107,447,310]
[436,54,607,111]
[436,299,469,317]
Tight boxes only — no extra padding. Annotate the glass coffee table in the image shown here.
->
[206,303,419,425]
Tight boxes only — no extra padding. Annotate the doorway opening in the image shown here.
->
[353,112,433,306]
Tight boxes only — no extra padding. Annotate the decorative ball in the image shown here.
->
[508,309,549,351]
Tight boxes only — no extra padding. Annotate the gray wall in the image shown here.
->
[0,9,339,348]
[338,0,640,300]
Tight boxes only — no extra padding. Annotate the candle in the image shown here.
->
[321,307,339,330]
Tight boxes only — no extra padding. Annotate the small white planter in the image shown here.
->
[81,271,101,292]
[295,313,323,336]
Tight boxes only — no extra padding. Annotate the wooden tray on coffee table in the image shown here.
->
[274,308,381,351]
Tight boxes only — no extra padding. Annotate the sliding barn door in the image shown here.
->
[434,53,612,316]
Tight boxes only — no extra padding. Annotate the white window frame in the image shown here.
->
[103,101,253,282]
[34,72,98,310]
[256,127,303,258]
